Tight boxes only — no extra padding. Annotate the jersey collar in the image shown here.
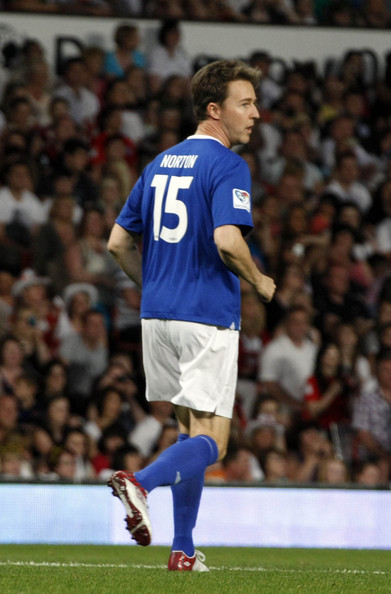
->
[187,134,225,146]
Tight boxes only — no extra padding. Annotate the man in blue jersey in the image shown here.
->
[107,59,276,571]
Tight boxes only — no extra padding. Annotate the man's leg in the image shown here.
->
[169,408,231,559]
[108,407,230,549]
[170,433,201,556]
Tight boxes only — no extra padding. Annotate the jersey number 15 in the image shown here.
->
[151,174,193,243]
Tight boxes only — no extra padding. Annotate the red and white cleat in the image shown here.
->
[168,550,209,572]
[107,471,152,546]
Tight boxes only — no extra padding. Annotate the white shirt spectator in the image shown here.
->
[0,186,47,228]
[148,45,192,83]
[259,334,317,402]
[54,85,99,127]
[325,179,372,213]
[265,156,323,191]
[121,110,145,144]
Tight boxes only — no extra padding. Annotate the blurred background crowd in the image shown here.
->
[3,0,391,28]
[0,13,390,489]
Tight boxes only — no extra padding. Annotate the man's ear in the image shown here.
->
[206,102,221,120]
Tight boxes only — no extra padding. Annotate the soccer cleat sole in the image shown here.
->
[108,472,152,546]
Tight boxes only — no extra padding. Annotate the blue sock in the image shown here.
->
[135,434,218,494]
[170,434,205,557]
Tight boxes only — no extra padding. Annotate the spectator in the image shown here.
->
[63,427,96,480]
[0,336,26,395]
[11,267,59,358]
[236,291,267,423]
[0,160,47,268]
[124,65,149,110]
[246,413,286,462]
[32,194,77,294]
[41,394,72,446]
[82,46,106,102]
[99,134,138,199]
[91,106,138,177]
[264,263,306,335]
[372,179,391,259]
[102,78,145,145]
[260,447,290,483]
[84,386,128,443]
[147,19,192,95]
[104,22,146,79]
[248,51,283,109]
[49,447,77,480]
[128,401,174,458]
[206,438,263,483]
[91,422,128,478]
[286,421,333,482]
[321,115,376,177]
[14,373,44,428]
[258,305,318,414]
[98,173,126,230]
[324,151,372,214]
[352,349,391,481]
[317,74,346,128]
[30,425,54,473]
[11,305,52,373]
[312,263,372,341]
[111,269,141,355]
[40,359,69,403]
[335,322,373,393]
[0,267,17,338]
[63,206,119,309]
[111,443,143,473]
[40,112,79,171]
[317,456,349,483]
[263,129,324,193]
[0,442,33,478]
[24,58,53,126]
[59,309,109,413]
[147,420,179,463]
[56,282,98,343]
[353,459,384,486]
[53,57,100,129]
[59,138,99,209]
[303,342,350,429]
[0,393,19,444]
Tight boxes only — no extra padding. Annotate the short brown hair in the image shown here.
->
[115,24,138,47]
[190,59,262,123]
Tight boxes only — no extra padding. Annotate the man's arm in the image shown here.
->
[356,429,389,458]
[261,380,303,412]
[214,224,276,302]
[107,223,143,288]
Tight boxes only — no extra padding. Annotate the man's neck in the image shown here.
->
[10,188,23,201]
[194,122,230,148]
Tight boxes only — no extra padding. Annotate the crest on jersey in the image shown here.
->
[233,188,251,212]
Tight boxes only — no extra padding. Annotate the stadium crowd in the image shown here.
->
[0,17,391,488]
[3,0,391,28]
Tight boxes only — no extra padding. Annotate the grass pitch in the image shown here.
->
[1,545,391,593]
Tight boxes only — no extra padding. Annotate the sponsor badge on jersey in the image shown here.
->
[233,188,251,212]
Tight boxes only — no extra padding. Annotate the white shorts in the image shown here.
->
[141,319,239,419]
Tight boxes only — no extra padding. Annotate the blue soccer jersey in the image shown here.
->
[116,135,254,330]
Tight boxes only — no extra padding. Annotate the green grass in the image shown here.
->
[1,545,391,593]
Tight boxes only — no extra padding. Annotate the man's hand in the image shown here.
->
[255,274,276,303]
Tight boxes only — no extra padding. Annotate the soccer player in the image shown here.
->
[107,59,276,571]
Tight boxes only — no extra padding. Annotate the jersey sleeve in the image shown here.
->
[115,174,144,234]
[211,156,254,233]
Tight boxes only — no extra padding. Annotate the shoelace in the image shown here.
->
[195,550,206,563]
